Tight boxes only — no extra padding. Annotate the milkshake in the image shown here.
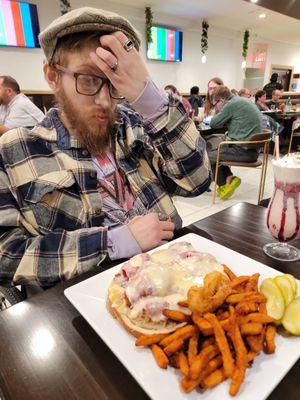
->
[264,153,300,261]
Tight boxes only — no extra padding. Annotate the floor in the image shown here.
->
[173,155,275,227]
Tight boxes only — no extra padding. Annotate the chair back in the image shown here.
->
[246,132,271,149]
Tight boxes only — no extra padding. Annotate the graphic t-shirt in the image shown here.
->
[93,152,147,226]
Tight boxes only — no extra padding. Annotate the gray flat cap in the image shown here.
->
[39,7,141,60]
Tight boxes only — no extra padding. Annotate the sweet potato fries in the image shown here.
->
[134,268,276,396]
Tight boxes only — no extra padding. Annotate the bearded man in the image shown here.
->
[0,7,210,288]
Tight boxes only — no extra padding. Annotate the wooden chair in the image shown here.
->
[288,119,300,153]
[213,132,271,204]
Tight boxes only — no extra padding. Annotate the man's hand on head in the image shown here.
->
[89,31,150,103]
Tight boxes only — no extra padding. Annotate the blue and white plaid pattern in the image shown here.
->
[0,97,211,287]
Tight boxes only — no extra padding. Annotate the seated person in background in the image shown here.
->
[263,73,283,99]
[208,86,262,200]
[231,88,238,96]
[250,88,259,103]
[266,89,285,111]
[0,7,211,288]
[200,77,225,152]
[255,90,270,111]
[164,84,193,118]
[203,77,224,118]
[261,113,282,141]
[238,88,251,99]
[0,76,45,135]
[188,85,203,116]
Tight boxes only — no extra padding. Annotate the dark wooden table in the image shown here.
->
[261,110,300,119]
[0,202,299,400]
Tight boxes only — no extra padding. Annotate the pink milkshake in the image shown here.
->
[264,153,300,261]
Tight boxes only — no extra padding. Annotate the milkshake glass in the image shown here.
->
[263,153,300,261]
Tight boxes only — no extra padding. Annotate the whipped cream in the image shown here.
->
[272,153,300,184]
[273,153,300,168]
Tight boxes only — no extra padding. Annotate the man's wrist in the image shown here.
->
[130,78,169,121]
[107,225,142,260]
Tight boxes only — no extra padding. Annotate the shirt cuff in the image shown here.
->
[107,225,142,260]
[130,77,169,122]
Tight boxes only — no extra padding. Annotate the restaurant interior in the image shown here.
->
[0,0,299,399]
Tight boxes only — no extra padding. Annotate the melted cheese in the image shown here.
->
[128,293,186,322]
[124,246,225,321]
[150,249,177,264]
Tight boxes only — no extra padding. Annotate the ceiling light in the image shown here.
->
[250,0,258,3]
[201,55,207,64]
[259,13,266,18]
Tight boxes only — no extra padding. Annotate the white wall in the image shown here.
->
[0,0,60,91]
[264,39,300,82]
[0,0,299,94]
[70,0,245,92]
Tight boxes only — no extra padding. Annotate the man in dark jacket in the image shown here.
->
[263,73,283,99]
[188,86,203,116]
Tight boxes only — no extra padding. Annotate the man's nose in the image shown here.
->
[94,84,111,107]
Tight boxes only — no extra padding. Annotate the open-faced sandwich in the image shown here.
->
[107,240,299,397]
[107,242,228,337]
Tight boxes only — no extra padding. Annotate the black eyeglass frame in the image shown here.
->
[51,63,125,100]
[212,99,221,107]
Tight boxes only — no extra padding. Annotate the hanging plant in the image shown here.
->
[201,20,209,54]
[60,0,71,15]
[242,30,250,59]
[145,6,153,44]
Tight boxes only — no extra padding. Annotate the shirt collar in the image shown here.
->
[40,108,77,149]
[7,93,21,108]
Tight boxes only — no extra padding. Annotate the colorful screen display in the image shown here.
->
[0,0,40,48]
[147,26,182,62]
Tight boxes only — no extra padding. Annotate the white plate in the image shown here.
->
[64,234,300,400]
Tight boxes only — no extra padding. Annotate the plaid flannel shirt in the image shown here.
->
[0,97,211,287]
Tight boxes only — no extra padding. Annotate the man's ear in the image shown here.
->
[43,62,60,93]
[6,87,14,97]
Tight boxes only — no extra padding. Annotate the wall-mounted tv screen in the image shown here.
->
[147,26,182,62]
[0,0,40,48]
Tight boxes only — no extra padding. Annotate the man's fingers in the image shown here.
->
[100,33,134,58]
[89,52,116,82]
[160,220,175,232]
[94,47,118,71]
[111,31,137,54]
[111,31,130,46]
[161,230,174,241]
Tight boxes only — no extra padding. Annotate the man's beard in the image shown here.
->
[56,89,116,157]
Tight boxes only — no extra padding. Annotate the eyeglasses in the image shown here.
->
[212,99,221,107]
[52,63,125,100]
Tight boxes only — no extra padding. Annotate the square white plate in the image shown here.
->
[64,234,300,400]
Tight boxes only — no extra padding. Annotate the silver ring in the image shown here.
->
[110,61,118,71]
[158,212,168,221]
[123,39,134,52]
